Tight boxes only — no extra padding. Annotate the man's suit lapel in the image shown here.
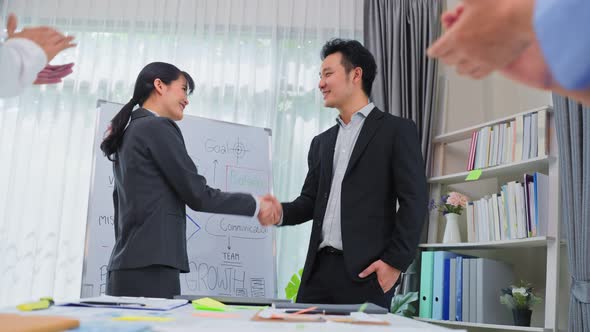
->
[323,125,339,181]
[345,108,384,176]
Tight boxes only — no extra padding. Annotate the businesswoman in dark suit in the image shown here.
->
[100,62,271,298]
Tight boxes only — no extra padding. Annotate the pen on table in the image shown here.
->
[284,309,350,316]
[80,301,146,307]
[287,306,317,315]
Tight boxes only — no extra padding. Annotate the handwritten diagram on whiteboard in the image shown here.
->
[82,100,276,299]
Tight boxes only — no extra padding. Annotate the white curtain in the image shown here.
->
[0,0,362,306]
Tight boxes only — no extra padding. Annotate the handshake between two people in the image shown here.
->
[256,194,282,226]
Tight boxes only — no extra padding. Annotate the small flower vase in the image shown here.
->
[512,308,532,326]
[442,213,462,243]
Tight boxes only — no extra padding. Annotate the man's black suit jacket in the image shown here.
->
[281,107,428,285]
[108,108,256,273]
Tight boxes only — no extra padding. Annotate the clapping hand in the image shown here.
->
[427,0,535,80]
[434,4,554,90]
[257,194,282,226]
[6,13,76,84]
[34,63,75,84]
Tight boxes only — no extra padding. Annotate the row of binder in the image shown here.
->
[419,251,515,325]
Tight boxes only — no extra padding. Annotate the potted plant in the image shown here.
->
[390,291,418,317]
[284,268,303,302]
[500,281,542,326]
[429,192,469,243]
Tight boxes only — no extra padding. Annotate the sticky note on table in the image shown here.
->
[192,298,227,311]
[465,169,482,181]
[16,299,52,311]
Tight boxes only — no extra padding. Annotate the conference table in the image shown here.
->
[2,300,461,332]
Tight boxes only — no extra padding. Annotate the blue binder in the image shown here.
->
[455,256,463,321]
[432,251,457,320]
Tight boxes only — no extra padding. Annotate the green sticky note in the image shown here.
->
[192,297,227,312]
[465,169,483,181]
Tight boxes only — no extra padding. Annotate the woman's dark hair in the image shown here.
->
[320,38,377,97]
[100,62,195,161]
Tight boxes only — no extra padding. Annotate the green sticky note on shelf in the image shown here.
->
[465,169,483,181]
[192,297,227,312]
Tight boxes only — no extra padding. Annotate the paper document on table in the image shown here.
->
[253,307,326,322]
[252,307,390,325]
[273,302,389,314]
[329,312,390,325]
[61,295,188,311]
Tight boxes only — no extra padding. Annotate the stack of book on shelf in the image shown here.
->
[467,109,548,171]
[465,172,548,242]
[419,251,515,325]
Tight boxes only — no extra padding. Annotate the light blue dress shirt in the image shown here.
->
[534,0,590,90]
[319,102,374,251]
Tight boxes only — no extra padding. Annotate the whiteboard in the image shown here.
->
[81,100,276,299]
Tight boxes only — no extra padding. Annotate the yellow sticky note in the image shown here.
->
[465,169,483,181]
[192,297,227,312]
[16,299,52,311]
[113,316,173,322]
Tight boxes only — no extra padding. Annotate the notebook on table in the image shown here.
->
[62,295,188,311]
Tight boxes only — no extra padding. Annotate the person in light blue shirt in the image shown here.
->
[427,0,590,105]
[533,0,590,91]
[426,2,589,331]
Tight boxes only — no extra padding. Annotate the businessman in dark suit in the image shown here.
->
[260,39,428,307]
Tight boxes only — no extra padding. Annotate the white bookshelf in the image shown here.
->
[432,106,551,145]
[422,106,561,331]
[428,156,553,185]
[415,317,551,332]
[418,236,553,250]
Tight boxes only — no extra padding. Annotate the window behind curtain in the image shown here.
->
[0,0,362,305]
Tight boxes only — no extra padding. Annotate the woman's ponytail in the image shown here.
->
[100,98,137,161]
